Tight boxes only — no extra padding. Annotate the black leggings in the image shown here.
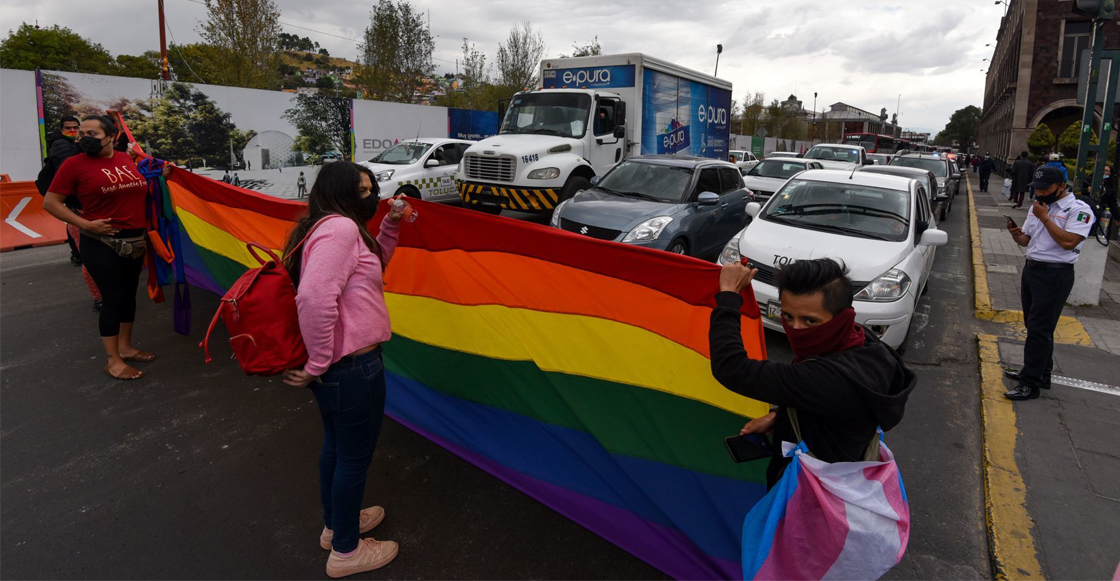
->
[80,233,144,337]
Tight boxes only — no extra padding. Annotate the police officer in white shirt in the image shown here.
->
[1003,165,1096,400]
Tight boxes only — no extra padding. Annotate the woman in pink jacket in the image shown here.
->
[281,161,410,578]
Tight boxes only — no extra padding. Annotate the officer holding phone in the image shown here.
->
[1003,165,1095,400]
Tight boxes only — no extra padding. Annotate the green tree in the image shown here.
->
[1027,123,1056,155]
[198,0,282,89]
[562,37,601,58]
[129,82,241,163]
[440,38,493,111]
[315,76,335,90]
[733,91,766,136]
[167,43,226,83]
[113,51,161,80]
[495,21,546,96]
[283,92,351,157]
[356,0,435,103]
[0,23,115,73]
[40,73,84,131]
[938,105,982,147]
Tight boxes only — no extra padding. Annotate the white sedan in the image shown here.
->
[717,169,947,351]
[360,138,475,201]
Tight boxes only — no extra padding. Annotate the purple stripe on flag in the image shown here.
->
[386,411,743,581]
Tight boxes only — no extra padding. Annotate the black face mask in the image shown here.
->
[1037,187,1062,205]
[79,136,106,156]
[357,195,379,222]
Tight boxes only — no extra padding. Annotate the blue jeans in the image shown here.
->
[311,348,386,552]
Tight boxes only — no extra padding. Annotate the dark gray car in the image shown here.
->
[549,155,750,257]
[889,153,962,212]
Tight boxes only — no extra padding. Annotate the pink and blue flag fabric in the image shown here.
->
[740,437,910,580]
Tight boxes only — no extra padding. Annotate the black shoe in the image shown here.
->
[1004,383,1040,400]
[69,254,82,267]
[93,300,103,313]
[1003,368,1050,389]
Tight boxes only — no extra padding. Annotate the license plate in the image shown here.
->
[766,301,782,319]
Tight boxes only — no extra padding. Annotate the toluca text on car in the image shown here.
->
[717,169,948,351]
[550,155,751,259]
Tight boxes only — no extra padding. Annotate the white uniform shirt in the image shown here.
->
[1021,193,1095,263]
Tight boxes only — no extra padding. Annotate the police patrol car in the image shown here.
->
[360,138,474,202]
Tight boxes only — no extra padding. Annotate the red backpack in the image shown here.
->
[200,217,336,375]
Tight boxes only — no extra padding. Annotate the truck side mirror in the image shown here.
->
[613,125,626,139]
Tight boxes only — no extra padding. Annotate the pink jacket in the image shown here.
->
[296,214,400,376]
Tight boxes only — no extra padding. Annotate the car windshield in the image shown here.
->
[804,146,861,162]
[371,142,432,165]
[760,178,911,242]
[597,161,694,203]
[500,92,591,139]
[747,160,807,179]
[890,157,947,177]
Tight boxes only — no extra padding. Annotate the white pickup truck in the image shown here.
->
[800,143,871,171]
[457,53,733,214]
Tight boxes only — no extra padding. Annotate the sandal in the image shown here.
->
[105,363,144,380]
[121,350,156,363]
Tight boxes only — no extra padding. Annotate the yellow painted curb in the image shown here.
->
[966,179,1094,346]
[977,334,1044,580]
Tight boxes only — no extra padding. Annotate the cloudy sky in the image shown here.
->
[1,0,1004,134]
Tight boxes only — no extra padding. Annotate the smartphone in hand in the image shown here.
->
[724,433,772,463]
[1003,214,1017,228]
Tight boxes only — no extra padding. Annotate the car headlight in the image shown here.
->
[854,268,912,302]
[623,216,673,242]
[528,167,561,180]
[375,170,395,182]
[550,199,570,228]
[718,232,742,266]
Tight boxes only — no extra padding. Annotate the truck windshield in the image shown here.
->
[804,146,861,163]
[500,93,592,139]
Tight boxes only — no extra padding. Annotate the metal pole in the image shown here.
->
[1090,52,1120,202]
[158,0,170,81]
[1076,21,1107,190]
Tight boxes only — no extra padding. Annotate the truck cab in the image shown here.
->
[457,53,732,215]
[458,88,628,213]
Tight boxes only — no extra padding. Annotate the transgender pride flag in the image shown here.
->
[741,439,910,580]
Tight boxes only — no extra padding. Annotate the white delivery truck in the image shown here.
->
[457,53,733,214]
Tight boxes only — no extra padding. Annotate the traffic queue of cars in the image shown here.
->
[362,137,961,352]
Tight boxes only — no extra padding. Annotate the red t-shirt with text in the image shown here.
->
[49,151,148,230]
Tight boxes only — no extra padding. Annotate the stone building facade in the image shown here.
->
[978,0,1120,167]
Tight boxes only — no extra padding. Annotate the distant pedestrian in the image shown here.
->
[298,171,307,198]
[1003,166,1095,400]
[978,153,994,192]
[247,160,251,170]
[222,170,231,183]
[232,173,241,187]
[971,155,980,174]
[1044,153,1069,184]
[281,162,412,577]
[1010,151,1034,208]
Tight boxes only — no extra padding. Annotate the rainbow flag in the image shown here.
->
[165,170,771,579]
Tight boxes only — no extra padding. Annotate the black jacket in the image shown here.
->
[709,292,916,488]
[1011,158,1035,192]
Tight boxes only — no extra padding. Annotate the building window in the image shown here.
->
[1060,21,1092,78]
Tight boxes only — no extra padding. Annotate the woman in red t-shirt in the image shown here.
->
[43,115,169,380]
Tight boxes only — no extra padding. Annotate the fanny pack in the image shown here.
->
[82,230,148,259]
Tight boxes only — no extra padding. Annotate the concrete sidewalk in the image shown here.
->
[969,174,1120,579]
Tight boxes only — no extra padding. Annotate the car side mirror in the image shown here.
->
[746,201,762,217]
[613,124,626,139]
[698,192,720,205]
[589,176,601,186]
[919,228,948,246]
[863,158,873,165]
[425,158,441,168]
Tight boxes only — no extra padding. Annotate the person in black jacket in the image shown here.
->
[1010,151,1035,208]
[710,258,915,489]
[46,116,83,263]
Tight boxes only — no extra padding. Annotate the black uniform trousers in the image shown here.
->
[1019,260,1075,387]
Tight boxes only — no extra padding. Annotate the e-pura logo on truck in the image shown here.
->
[562,68,611,85]
[697,104,728,127]
[542,65,636,89]
[657,119,690,155]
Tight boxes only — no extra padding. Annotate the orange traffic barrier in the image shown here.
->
[0,181,67,252]
[0,174,12,182]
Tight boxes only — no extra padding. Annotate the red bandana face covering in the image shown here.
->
[782,307,866,362]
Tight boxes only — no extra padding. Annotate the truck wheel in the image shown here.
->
[560,175,593,201]
[394,185,421,199]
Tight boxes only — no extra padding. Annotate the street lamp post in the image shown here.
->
[714,44,723,76]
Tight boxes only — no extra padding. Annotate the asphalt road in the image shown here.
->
[0,193,988,579]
